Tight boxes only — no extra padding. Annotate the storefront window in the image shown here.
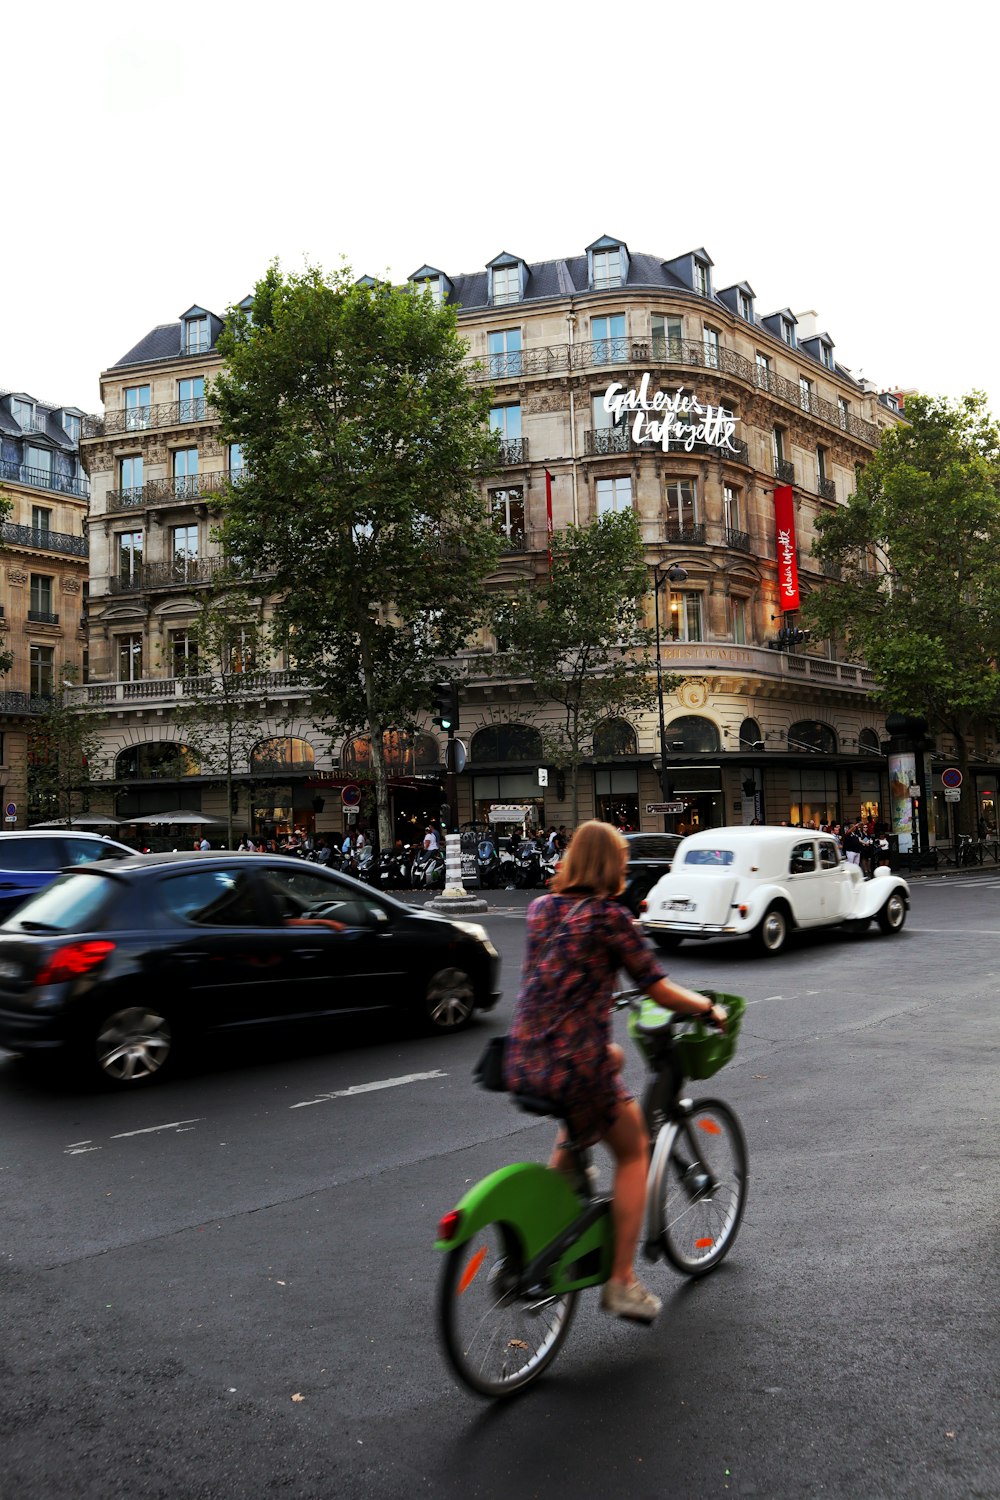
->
[594,768,639,830]
[788,768,840,828]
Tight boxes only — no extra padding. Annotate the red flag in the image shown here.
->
[773,485,800,610]
[545,469,554,573]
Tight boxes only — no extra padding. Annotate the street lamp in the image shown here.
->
[653,562,688,823]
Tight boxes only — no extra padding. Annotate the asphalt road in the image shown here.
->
[2,875,999,1500]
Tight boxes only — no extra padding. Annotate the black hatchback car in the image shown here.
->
[0,853,501,1087]
[621,832,683,916]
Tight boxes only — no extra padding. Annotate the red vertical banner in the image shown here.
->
[773,485,800,610]
[545,469,554,573]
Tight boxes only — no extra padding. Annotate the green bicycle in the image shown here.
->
[435,989,748,1398]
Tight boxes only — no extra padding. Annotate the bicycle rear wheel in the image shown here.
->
[653,1099,747,1276]
[438,1220,578,1397]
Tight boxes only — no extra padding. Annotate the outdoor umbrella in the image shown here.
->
[30,815,123,828]
[126,811,228,826]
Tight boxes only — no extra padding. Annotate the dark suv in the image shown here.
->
[621,832,682,916]
[0,831,135,919]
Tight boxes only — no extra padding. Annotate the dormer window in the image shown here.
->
[11,397,34,428]
[693,260,709,297]
[821,343,834,370]
[184,315,209,354]
[491,264,521,306]
[62,412,81,443]
[738,291,753,322]
[414,275,443,304]
[781,319,795,346]
[593,247,623,289]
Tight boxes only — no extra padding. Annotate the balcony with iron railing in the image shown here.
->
[107,556,229,594]
[774,459,795,484]
[27,609,60,625]
[494,527,528,553]
[106,468,243,512]
[0,522,88,557]
[498,438,528,465]
[585,427,751,465]
[818,476,837,501]
[464,338,880,446]
[0,459,89,499]
[82,399,215,440]
[723,527,752,553]
[0,691,54,715]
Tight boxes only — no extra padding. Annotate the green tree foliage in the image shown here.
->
[488,510,664,827]
[27,677,106,825]
[807,391,1000,834]
[171,588,275,850]
[212,264,501,847]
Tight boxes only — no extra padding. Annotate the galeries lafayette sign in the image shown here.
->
[602,374,739,453]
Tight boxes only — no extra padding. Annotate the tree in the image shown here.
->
[27,678,107,825]
[171,587,276,851]
[211,264,501,849]
[806,391,1000,836]
[487,510,664,828]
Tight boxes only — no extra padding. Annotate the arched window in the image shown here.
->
[470,723,542,762]
[666,715,720,754]
[340,731,441,776]
[789,721,838,755]
[739,717,763,750]
[116,742,201,780]
[858,728,881,755]
[251,737,316,772]
[593,718,638,757]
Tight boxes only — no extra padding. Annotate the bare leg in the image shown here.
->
[604,1099,649,1285]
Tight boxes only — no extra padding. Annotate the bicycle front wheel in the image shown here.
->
[438,1221,578,1398]
[654,1099,747,1276]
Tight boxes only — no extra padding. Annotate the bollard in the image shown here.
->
[425,832,488,913]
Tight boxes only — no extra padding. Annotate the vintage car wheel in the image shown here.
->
[876,891,907,934]
[651,932,684,952]
[754,904,789,955]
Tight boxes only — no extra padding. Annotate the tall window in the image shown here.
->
[120,455,143,494]
[731,597,747,644]
[489,486,525,548]
[124,385,151,431]
[821,343,834,370]
[799,375,813,412]
[172,524,199,580]
[29,574,54,617]
[738,291,753,322]
[838,396,850,429]
[755,351,772,389]
[592,247,622,289]
[671,594,703,642]
[591,313,626,364]
[693,260,709,296]
[184,316,209,354]
[596,476,632,516]
[26,445,51,478]
[226,625,257,673]
[228,442,245,472]
[177,376,205,421]
[781,319,795,346]
[117,531,143,585]
[723,484,741,533]
[31,505,51,537]
[117,634,143,682]
[817,446,829,491]
[170,629,199,677]
[172,447,199,493]
[666,479,698,533]
[772,427,786,467]
[651,314,683,360]
[30,644,54,697]
[703,325,720,369]
[492,265,520,305]
[487,327,522,378]
[489,405,522,459]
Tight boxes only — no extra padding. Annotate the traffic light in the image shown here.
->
[431,680,459,733]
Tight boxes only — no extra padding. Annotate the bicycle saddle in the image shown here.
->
[512,1092,569,1121]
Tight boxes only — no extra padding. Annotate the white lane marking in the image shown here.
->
[66,1140,92,1147]
[109,1118,203,1139]
[290,1070,447,1110]
[65,1146,101,1156]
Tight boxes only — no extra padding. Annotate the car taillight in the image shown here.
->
[639,898,649,912]
[33,941,116,987]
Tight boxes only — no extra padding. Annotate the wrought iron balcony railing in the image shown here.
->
[498,438,528,465]
[27,609,59,625]
[82,399,215,440]
[724,527,751,553]
[106,468,243,512]
[0,459,89,499]
[664,521,706,546]
[0,522,88,557]
[585,426,634,456]
[107,556,228,594]
[494,529,528,553]
[819,476,837,501]
[0,691,53,714]
[774,459,795,484]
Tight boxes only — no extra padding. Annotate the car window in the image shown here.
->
[819,842,841,870]
[63,838,124,866]
[159,868,262,926]
[2,871,116,932]
[789,841,816,874]
[259,867,385,928]
[683,848,735,867]
[0,838,66,872]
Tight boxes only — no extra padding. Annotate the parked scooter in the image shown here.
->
[375,845,415,890]
[513,838,544,890]
[411,847,446,890]
[540,849,561,887]
[475,837,504,889]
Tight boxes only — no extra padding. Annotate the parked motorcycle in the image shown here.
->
[540,849,561,887]
[475,837,504,889]
[375,845,415,890]
[513,838,543,890]
[410,847,446,890]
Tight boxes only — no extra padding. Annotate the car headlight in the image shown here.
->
[450,920,499,957]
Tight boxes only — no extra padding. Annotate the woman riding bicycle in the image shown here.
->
[504,819,725,1323]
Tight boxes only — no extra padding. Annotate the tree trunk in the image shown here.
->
[570,761,580,832]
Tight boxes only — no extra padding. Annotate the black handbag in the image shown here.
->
[473,1035,508,1092]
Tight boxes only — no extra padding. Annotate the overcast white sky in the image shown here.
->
[4,0,997,416]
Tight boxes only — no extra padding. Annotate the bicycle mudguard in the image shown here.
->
[436,1163,613,1292]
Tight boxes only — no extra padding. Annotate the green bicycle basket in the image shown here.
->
[628,991,746,1080]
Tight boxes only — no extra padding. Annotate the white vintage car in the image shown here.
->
[639,825,909,956]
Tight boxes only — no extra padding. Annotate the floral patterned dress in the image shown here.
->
[503,891,665,1146]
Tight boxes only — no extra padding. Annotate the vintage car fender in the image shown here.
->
[849,868,910,921]
[736,880,801,928]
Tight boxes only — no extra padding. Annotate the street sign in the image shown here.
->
[341,783,362,807]
[944,789,961,802]
[4,802,15,824]
[537,768,549,787]
[908,785,921,797]
[941,767,963,789]
[488,804,531,824]
[645,801,686,815]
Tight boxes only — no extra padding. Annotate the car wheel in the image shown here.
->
[876,891,907,934]
[652,932,684,952]
[93,1004,173,1087]
[754,904,789,955]
[424,967,476,1033]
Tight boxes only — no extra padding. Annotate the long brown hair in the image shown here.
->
[551,820,627,899]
